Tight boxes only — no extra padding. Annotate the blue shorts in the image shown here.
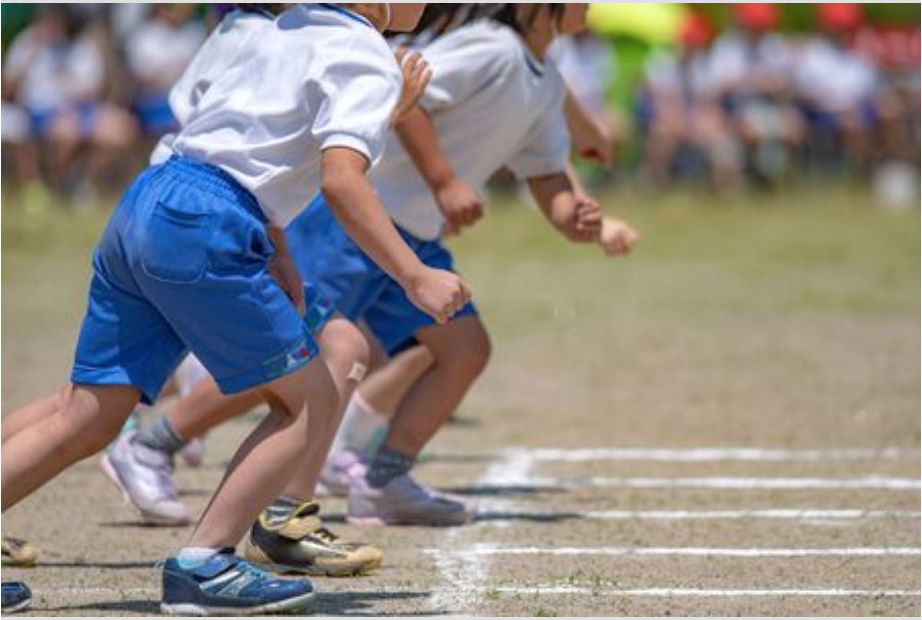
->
[72,156,319,404]
[286,195,477,355]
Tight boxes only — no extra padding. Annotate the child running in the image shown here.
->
[94,1,431,579]
[0,3,473,615]
[315,3,638,525]
[94,3,638,537]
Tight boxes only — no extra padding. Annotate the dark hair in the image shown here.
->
[400,4,519,41]
[490,4,565,36]
[235,4,287,16]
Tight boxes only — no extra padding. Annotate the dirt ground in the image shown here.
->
[2,189,920,616]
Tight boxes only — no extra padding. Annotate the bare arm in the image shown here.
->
[527,172,601,244]
[395,106,483,234]
[267,224,306,315]
[564,87,613,168]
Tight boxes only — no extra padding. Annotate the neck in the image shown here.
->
[524,24,554,59]
[348,4,388,31]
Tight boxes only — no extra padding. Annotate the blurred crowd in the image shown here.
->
[631,3,920,194]
[1,3,920,207]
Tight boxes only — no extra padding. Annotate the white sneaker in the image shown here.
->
[100,430,190,526]
[348,474,476,526]
[317,449,366,497]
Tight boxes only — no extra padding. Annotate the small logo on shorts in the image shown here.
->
[265,340,315,379]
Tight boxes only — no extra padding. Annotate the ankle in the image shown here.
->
[366,444,415,488]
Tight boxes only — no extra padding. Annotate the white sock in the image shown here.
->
[333,392,388,460]
[176,546,221,569]
[174,354,210,398]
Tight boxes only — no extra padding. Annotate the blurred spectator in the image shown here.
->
[1,76,42,198]
[709,3,804,185]
[794,3,879,171]
[639,12,741,189]
[125,4,205,138]
[3,5,137,198]
[555,31,623,169]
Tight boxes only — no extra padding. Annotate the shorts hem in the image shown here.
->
[212,334,321,395]
[70,365,161,405]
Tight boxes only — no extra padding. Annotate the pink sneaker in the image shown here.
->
[317,450,367,497]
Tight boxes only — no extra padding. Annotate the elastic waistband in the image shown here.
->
[163,155,267,223]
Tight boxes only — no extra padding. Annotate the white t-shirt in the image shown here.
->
[150,9,274,165]
[126,18,205,89]
[3,28,104,113]
[373,21,571,240]
[708,31,793,92]
[795,39,878,114]
[173,4,401,227]
[644,49,715,102]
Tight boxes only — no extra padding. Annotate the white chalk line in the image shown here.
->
[480,508,922,522]
[427,450,524,612]
[432,446,921,613]
[493,586,922,598]
[481,475,921,491]
[519,447,917,462]
[427,546,922,558]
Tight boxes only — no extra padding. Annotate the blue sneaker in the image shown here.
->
[1,582,32,613]
[161,549,315,616]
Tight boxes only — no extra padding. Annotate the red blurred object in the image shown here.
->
[733,3,779,31]
[817,3,864,33]
[852,25,921,71]
[680,11,713,48]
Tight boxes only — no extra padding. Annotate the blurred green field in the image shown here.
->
[2,185,919,418]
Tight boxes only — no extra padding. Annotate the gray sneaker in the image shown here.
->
[347,474,476,526]
[100,430,190,526]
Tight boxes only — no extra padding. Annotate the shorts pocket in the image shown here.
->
[140,201,213,284]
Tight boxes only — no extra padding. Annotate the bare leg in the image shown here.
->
[280,317,369,501]
[1,392,64,445]
[187,357,337,548]
[358,344,433,417]
[168,376,263,442]
[382,316,490,458]
[2,384,140,509]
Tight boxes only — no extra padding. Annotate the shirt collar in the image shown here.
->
[315,3,374,29]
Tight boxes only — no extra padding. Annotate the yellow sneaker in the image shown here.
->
[245,502,383,577]
[1,537,37,568]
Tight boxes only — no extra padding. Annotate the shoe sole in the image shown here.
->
[3,598,32,613]
[1,556,37,568]
[160,591,315,616]
[254,558,381,578]
[347,513,475,527]
[99,454,190,527]
[244,542,382,577]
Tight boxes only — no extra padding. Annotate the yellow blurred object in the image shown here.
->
[588,3,688,44]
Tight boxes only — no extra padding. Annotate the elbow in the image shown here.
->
[320,172,361,228]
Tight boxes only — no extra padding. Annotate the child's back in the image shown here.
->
[175,4,400,226]
[373,19,570,240]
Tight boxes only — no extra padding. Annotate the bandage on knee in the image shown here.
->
[347,362,368,383]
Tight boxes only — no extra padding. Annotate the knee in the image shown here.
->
[341,325,371,373]
[51,410,123,461]
[442,328,492,379]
